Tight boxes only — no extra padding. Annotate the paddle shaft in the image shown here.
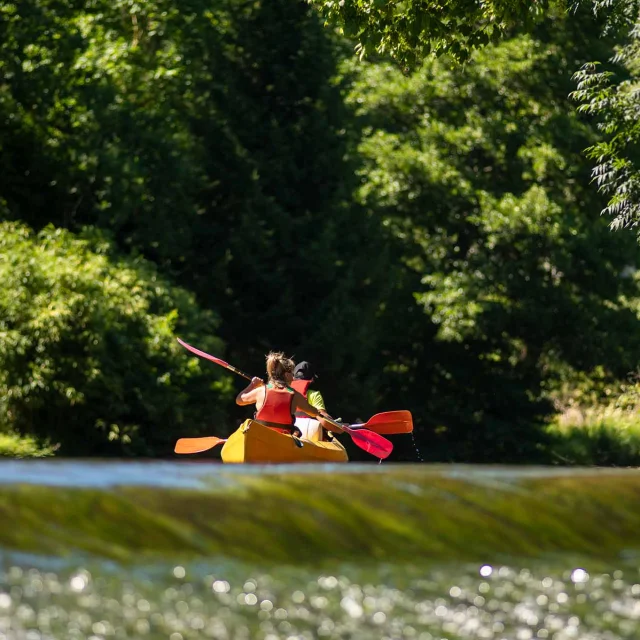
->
[224,364,252,381]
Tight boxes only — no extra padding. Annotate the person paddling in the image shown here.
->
[236,352,329,436]
[290,361,331,441]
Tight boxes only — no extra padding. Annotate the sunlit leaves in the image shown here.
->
[309,0,553,67]
[349,13,640,459]
[572,21,640,233]
[0,222,231,455]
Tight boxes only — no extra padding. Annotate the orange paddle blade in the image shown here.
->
[354,411,413,435]
[174,437,227,454]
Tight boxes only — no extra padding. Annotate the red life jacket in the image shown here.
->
[290,379,311,398]
[255,384,295,427]
[291,379,317,419]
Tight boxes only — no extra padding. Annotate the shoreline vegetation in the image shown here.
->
[5,381,640,465]
[545,380,640,466]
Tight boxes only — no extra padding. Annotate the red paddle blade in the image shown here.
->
[364,411,413,435]
[177,338,230,368]
[347,428,393,460]
[174,437,227,454]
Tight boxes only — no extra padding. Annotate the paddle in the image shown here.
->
[175,436,227,454]
[348,410,413,435]
[175,426,392,458]
[319,415,393,459]
[176,337,394,460]
[177,338,254,381]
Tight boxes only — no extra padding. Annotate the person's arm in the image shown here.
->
[293,393,344,433]
[236,377,264,406]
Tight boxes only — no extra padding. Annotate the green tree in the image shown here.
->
[0,221,232,455]
[348,10,640,460]
[0,0,393,418]
[308,0,554,67]
[571,1,640,233]
[306,0,640,240]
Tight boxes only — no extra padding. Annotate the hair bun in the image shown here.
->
[265,351,295,385]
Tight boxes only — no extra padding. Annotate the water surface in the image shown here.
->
[1,461,638,639]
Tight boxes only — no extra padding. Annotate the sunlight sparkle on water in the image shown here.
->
[172,566,186,579]
[69,573,88,592]
[212,580,230,593]
[570,568,589,583]
[1,559,640,639]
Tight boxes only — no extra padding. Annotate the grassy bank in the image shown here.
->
[545,379,640,466]
[547,410,640,466]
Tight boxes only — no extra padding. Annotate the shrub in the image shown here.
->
[0,432,57,458]
[0,222,232,455]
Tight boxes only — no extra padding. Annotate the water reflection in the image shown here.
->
[1,558,639,639]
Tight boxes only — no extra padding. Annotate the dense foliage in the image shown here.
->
[309,0,555,67]
[0,222,230,454]
[571,1,640,232]
[346,9,640,460]
[0,431,56,458]
[1,0,639,461]
[308,0,640,237]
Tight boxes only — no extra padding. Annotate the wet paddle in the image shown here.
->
[176,337,394,460]
[349,410,413,435]
[175,436,227,454]
[319,416,393,459]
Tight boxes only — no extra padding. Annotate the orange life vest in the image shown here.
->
[255,384,295,428]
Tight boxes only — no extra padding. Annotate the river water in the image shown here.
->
[0,461,639,639]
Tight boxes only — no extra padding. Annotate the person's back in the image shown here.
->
[236,352,327,436]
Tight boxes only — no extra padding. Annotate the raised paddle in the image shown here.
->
[348,410,413,435]
[177,338,254,381]
[176,337,394,460]
[175,436,227,454]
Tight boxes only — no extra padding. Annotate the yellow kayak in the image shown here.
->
[221,419,349,464]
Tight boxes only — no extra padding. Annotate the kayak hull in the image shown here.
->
[221,419,349,464]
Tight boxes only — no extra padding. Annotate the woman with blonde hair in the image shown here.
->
[236,351,328,433]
